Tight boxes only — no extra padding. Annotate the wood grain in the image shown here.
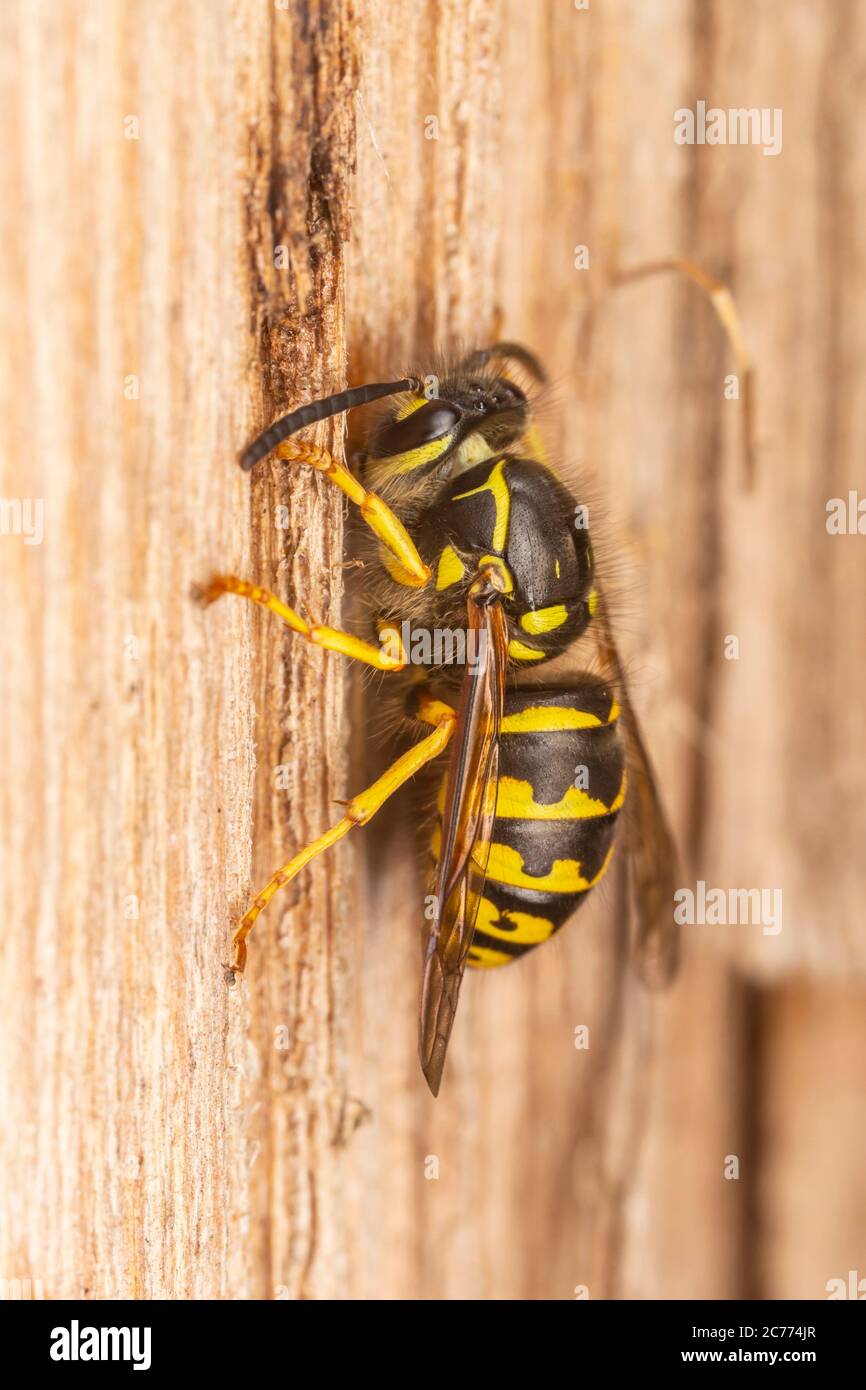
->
[1,0,864,1302]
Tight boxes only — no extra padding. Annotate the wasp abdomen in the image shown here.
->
[462,683,625,969]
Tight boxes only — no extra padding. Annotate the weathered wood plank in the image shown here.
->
[1,0,864,1304]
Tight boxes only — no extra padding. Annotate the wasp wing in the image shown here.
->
[419,585,508,1096]
[593,583,680,987]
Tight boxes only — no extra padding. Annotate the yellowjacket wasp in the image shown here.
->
[198,262,752,1095]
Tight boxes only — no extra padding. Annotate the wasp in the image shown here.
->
[200,271,751,1095]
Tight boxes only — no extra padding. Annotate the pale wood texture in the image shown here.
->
[1,0,864,1301]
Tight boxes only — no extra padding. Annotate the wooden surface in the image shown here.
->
[1,0,864,1301]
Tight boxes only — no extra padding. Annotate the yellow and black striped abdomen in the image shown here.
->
[465,682,626,969]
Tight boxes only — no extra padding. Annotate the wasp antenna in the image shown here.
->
[462,342,548,384]
[239,377,423,471]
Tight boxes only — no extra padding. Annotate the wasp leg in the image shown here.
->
[194,574,407,671]
[274,439,432,589]
[614,256,756,487]
[227,691,456,975]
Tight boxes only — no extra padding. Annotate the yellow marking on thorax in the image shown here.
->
[479,554,513,594]
[494,775,619,821]
[520,603,568,635]
[508,638,546,662]
[477,841,614,894]
[588,588,599,617]
[436,544,466,589]
[452,457,511,551]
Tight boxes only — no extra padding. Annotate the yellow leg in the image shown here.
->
[194,574,407,671]
[227,691,456,975]
[275,439,432,588]
[614,256,756,488]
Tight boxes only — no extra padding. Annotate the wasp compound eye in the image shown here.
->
[371,400,463,457]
